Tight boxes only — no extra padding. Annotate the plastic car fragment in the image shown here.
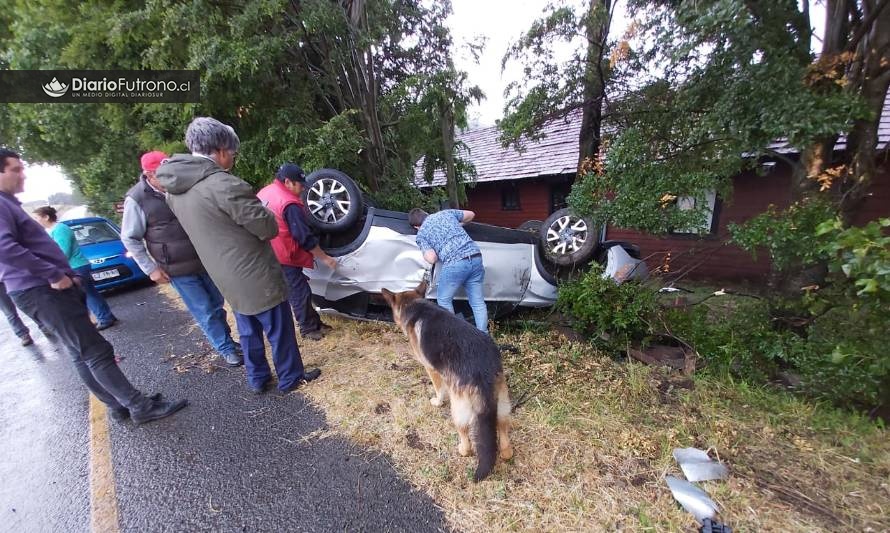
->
[672,447,729,482]
[601,245,648,283]
[665,475,719,524]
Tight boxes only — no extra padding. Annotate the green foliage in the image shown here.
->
[499,0,614,152]
[0,0,475,214]
[663,301,794,382]
[665,292,887,411]
[570,0,867,233]
[556,264,658,348]
[818,218,890,300]
[729,199,836,269]
[296,111,365,176]
[799,305,888,409]
[558,270,888,411]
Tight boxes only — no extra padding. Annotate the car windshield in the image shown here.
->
[68,221,120,245]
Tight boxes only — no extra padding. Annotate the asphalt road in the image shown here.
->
[0,283,447,533]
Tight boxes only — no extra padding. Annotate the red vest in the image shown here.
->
[256,180,314,268]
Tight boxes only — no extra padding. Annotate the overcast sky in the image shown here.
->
[21,0,824,203]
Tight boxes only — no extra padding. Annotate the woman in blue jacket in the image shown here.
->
[33,206,118,330]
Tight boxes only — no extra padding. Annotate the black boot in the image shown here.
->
[109,393,163,422]
[130,397,188,425]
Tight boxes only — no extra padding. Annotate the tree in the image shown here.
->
[0,0,476,215]
[409,62,484,208]
[500,0,617,170]
[569,0,888,267]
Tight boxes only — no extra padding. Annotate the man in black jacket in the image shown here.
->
[121,151,242,367]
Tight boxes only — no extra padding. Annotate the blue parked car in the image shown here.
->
[62,217,149,291]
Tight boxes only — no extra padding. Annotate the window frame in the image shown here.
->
[669,190,720,236]
[500,182,522,211]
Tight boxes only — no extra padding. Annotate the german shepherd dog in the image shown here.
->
[381,281,513,482]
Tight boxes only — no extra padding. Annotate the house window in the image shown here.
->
[672,190,718,234]
[550,183,571,213]
[501,183,521,210]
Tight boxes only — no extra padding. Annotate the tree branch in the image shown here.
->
[845,0,890,53]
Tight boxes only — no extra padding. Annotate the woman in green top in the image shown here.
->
[33,206,118,330]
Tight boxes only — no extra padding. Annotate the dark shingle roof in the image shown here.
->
[415,90,890,187]
[413,113,581,187]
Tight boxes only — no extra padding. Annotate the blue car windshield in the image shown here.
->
[68,221,120,245]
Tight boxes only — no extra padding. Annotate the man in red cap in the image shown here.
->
[121,151,242,366]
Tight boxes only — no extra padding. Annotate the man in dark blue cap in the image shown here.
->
[257,163,337,341]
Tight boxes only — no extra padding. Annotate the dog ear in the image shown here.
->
[381,288,394,305]
[414,280,428,297]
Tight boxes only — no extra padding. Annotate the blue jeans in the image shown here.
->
[75,265,116,325]
[170,272,238,357]
[234,301,306,391]
[436,255,488,333]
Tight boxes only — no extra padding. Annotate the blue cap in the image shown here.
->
[276,163,306,183]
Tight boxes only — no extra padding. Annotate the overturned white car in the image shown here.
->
[301,169,647,321]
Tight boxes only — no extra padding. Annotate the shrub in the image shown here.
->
[556,264,658,349]
[661,301,794,382]
[556,218,889,414]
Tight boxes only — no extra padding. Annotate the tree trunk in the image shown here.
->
[840,0,890,222]
[355,47,385,192]
[790,0,849,203]
[773,0,850,296]
[774,0,889,298]
[441,96,460,208]
[577,0,612,171]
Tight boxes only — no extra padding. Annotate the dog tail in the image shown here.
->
[473,389,499,482]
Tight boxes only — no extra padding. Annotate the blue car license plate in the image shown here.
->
[92,269,120,281]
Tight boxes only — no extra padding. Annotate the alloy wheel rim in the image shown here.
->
[306,178,352,223]
[545,215,588,255]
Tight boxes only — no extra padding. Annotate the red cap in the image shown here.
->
[140,151,168,172]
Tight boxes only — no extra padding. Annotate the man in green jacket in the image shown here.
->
[157,117,320,394]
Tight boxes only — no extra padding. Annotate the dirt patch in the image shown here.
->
[405,429,432,451]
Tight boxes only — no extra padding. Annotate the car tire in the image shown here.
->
[517,220,543,236]
[303,168,363,233]
[539,208,600,266]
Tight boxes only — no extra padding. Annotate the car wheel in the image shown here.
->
[303,168,363,233]
[517,220,543,236]
[539,208,600,266]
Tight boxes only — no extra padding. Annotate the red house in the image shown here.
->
[415,98,890,282]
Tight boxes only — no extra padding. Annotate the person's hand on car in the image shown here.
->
[50,275,74,290]
[321,255,337,270]
[150,268,171,284]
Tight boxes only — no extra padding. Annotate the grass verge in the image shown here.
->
[158,285,889,531]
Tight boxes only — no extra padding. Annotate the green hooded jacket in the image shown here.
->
[156,154,286,315]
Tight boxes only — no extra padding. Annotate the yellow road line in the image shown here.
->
[88,395,121,533]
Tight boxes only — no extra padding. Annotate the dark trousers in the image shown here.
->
[282,265,321,335]
[234,300,306,391]
[74,265,116,325]
[10,284,149,411]
[0,281,29,338]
